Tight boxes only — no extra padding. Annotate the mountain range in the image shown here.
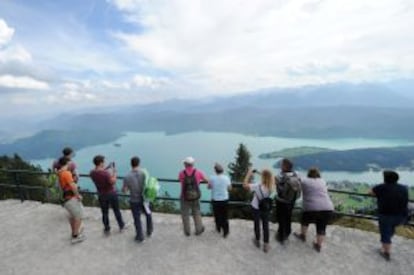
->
[1,80,414,159]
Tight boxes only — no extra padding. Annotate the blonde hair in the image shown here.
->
[261,169,275,191]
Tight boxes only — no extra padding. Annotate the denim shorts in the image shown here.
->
[378,214,406,244]
[64,198,84,219]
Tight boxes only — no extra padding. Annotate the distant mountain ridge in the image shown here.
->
[1,80,414,159]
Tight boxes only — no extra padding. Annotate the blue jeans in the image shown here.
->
[130,201,153,241]
[378,214,406,244]
[253,208,270,244]
[98,193,125,231]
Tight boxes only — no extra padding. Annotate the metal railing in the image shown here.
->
[0,169,413,226]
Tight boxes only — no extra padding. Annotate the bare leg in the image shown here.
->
[382,243,391,254]
[301,225,308,236]
[316,234,325,246]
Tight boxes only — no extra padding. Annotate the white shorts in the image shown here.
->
[64,198,84,219]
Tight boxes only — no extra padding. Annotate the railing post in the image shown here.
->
[14,171,24,202]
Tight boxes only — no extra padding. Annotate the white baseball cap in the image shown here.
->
[183,156,195,165]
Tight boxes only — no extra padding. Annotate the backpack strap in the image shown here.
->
[257,185,268,200]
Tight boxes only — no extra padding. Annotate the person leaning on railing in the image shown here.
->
[293,167,334,252]
[207,163,232,238]
[369,170,409,261]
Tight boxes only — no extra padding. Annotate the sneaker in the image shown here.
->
[120,222,130,232]
[293,232,306,242]
[252,238,260,249]
[71,234,86,244]
[135,237,145,243]
[103,229,111,236]
[263,243,270,253]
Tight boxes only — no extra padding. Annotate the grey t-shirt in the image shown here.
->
[123,169,146,203]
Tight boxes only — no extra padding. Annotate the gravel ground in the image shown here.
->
[0,200,413,275]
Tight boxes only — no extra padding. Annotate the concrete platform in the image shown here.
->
[0,200,413,275]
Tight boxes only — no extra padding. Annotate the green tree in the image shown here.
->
[228,143,252,182]
[0,154,48,201]
[227,143,253,219]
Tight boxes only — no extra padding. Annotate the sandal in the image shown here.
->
[379,250,391,261]
[313,242,321,253]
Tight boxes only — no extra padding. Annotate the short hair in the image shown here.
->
[58,156,70,167]
[383,170,399,184]
[281,158,293,172]
[131,156,140,168]
[62,147,73,156]
[307,167,321,178]
[93,155,105,166]
[214,163,224,174]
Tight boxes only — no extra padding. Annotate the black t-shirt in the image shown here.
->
[373,183,408,216]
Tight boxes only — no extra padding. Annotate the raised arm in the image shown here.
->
[243,168,254,191]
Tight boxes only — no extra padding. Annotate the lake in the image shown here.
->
[32,131,414,200]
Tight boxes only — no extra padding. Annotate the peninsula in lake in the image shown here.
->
[261,146,414,172]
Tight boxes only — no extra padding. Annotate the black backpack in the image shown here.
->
[183,169,201,201]
[258,186,273,212]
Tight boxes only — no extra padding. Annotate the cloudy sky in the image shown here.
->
[0,0,413,118]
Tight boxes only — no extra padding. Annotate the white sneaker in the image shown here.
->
[71,234,86,244]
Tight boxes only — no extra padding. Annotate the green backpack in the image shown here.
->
[141,169,160,202]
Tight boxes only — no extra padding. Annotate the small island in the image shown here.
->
[259,146,334,159]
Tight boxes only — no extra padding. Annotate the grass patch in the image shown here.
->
[332,217,414,240]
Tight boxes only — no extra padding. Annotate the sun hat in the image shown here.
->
[183,156,195,165]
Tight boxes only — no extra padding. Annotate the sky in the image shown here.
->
[0,0,413,118]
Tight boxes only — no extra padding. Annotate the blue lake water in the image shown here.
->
[32,131,414,200]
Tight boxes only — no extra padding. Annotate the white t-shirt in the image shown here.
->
[249,183,272,210]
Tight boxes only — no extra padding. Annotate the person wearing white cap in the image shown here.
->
[178,156,208,236]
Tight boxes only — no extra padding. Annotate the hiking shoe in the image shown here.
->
[379,250,391,261]
[135,237,145,243]
[313,242,321,253]
[252,238,260,249]
[71,234,86,244]
[195,227,205,236]
[293,232,306,242]
[263,243,270,253]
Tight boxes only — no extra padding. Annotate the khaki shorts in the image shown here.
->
[64,198,84,219]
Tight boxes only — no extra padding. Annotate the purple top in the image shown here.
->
[300,177,334,211]
[90,169,116,195]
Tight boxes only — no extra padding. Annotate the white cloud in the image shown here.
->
[132,74,169,89]
[0,19,14,46]
[0,74,49,90]
[0,19,32,63]
[111,0,414,93]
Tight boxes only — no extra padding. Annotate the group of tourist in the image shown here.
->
[53,147,410,261]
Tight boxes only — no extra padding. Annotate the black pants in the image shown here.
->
[98,193,125,231]
[276,201,294,241]
[212,200,229,236]
[253,208,270,243]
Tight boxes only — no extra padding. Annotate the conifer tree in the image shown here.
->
[227,143,252,218]
[228,143,252,182]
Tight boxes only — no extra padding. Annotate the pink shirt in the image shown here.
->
[178,167,206,198]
